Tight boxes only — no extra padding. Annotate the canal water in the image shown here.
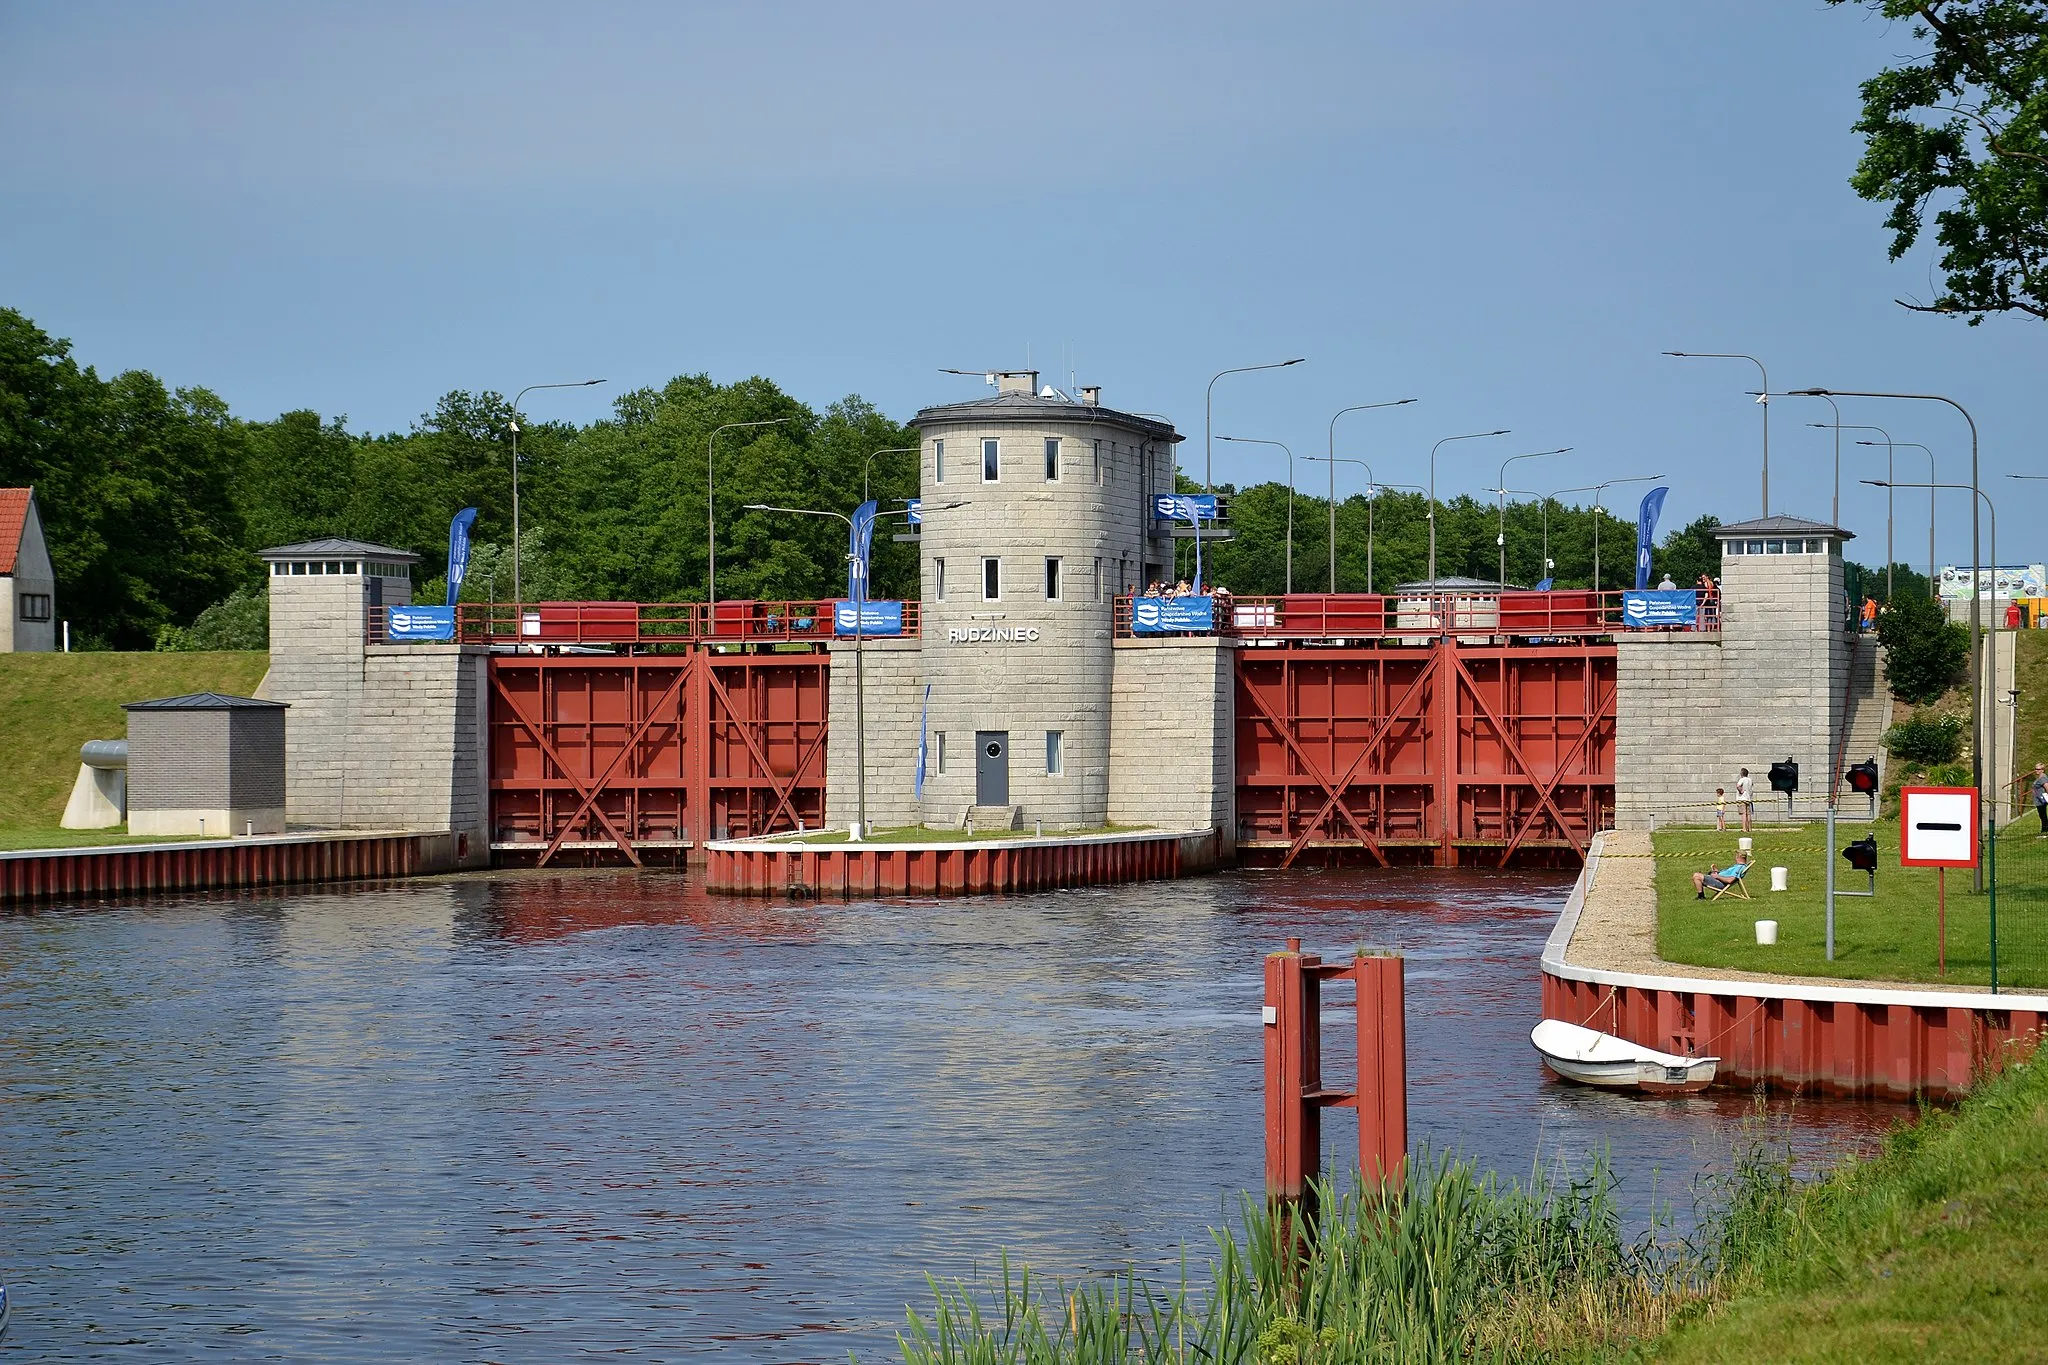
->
[0,867,1903,1362]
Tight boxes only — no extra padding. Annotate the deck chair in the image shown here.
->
[1707,861,1753,901]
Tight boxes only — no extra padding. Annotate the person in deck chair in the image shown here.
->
[1692,851,1753,898]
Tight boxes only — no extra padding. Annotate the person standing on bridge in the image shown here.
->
[1861,596,1879,632]
[2031,763,2048,836]
[1734,768,1755,832]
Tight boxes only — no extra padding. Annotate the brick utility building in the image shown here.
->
[0,487,57,652]
[123,692,288,837]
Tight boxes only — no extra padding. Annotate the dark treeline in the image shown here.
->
[3,306,1907,648]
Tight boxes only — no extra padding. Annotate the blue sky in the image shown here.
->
[3,1,2041,564]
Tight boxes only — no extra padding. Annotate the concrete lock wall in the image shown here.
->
[1107,636,1236,850]
[125,708,287,837]
[1616,535,1848,827]
[911,388,1182,828]
[824,636,925,831]
[264,566,489,863]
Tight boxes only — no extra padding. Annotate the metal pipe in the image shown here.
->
[1426,430,1511,586]
[706,418,792,609]
[508,379,605,604]
[1494,448,1570,587]
[1326,400,1415,590]
[1665,351,1769,515]
[1204,358,1303,493]
[1218,435,1296,592]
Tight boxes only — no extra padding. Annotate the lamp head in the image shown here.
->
[1787,388,1831,397]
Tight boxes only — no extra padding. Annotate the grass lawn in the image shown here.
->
[2015,629,2047,792]
[1649,1043,2048,1363]
[1653,818,2048,992]
[762,822,1150,845]
[0,827,230,852]
[0,651,268,831]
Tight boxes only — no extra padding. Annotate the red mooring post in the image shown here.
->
[1264,942,1408,1203]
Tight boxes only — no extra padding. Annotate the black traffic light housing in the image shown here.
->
[1843,835,1878,872]
[1845,760,1878,795]
[1768,758,1799,794]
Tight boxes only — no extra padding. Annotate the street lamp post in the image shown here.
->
[706,417,793,609]
[1791,391,1844,527]
[1426,430,1512,586]
[864,446,916,505]
[744,500,964,837]
[1879,442,1938,596]
[1827,423,1898,597]
[1872,478,2002,958]
[1326,399,1416,591]
[1549,476,1664,591]
[508,379,606,604]
[1665,351,1769,515]
[1217,435,1297,593]
[1364,481,1429,594]
[1791,387,1983,889]
[1204,358,1304,493]
[1494,448,1571,587]
[1305,455,1370,590]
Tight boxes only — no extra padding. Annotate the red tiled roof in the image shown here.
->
[0,488,31,576]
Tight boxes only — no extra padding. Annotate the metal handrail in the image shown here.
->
[368,599,922,647]
[1112,589,1717,641]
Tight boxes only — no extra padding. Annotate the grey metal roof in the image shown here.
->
[1394,576,1512,592]
[260,538,421,562]
[910,391,1183,442]
[1712,514,1854,540]
[123,692,288,711]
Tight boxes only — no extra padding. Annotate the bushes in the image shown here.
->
[1882,710,1966,765]
[154,585,268,651]
[1876,591,1968,704]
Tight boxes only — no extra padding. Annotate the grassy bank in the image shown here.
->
[2015,629,2047,794]
[0,651,268,830]
[1651,1042,2048,1362]
[1652,820,2048,991]
[887,1044,2048,1363]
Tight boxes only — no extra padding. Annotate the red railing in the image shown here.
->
[368,600,921,647]
[1114,590,1720,641]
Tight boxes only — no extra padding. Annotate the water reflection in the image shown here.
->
[0,867,1905,1362]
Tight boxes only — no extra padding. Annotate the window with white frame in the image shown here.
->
[934,439,945,484]
[936,732,948,774]
[982,438,1000,482]
[1044,437,1061,481]
[1093,557,1104,603]
[1092,440,1103,484]
[933,556,946,600]
[1045,730,1064,776]
[982,557,1001,601]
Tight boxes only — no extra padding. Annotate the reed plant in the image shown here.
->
[894,1138,1802,1365]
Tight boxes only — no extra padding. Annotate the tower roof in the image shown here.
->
[259,538,420,562]
[123,692,288,711]
[1712,514,1854,541]
[911,390,1182,442]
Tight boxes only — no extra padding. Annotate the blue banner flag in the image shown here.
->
[387,605,456,641]
[446,506,479,606]
[848,499,879,603]
[1533,577,1555,592]
[914,682,932,801]
[1130,595,1216,634]
[833,599,904,636]
[1621,590,1698,628]
[1152,493,1219,521]
[1634,486,1668,591]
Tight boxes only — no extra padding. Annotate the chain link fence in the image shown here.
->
[1993,812,2048,993]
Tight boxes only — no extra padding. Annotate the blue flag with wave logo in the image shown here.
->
[1634,487,1668,591]
[848,499,879,603]
[446,506,479,606]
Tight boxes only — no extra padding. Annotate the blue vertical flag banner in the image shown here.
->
[913,682,932,801]
[446,506,479,606]
[1634,486,1668,591]
[848,499,880,604]
[1170,495,1206,592]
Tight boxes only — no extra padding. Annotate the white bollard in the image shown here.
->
[1738,837,1753,854]
[848,821,863,842]
[1770,866,1789,892]
[1755,920,1779,945]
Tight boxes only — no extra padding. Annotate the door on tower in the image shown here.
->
[975,731,1010,806]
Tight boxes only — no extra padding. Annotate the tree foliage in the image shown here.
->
[1833,0,2048,323]
[1877,587,1972,702]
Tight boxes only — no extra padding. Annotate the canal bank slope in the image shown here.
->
[1543,830,2048,1097]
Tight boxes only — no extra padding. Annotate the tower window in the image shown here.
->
[934,439,945,484]
[1046,730,1064,776]
[1045,557,1062,601]
[933,556,946,601]
[982,438,1000,482]
[982,557,1001,601]
[1044,438,1061,481]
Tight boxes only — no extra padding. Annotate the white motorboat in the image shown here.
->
[1531,1018,1718,1094]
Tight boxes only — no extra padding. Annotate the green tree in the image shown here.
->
[1877,587,1971,702]
[1832,1,2048,323]
[1654,514,1723,588]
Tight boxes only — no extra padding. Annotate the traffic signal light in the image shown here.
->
[1768,758,1799,794]
[1843,835,1878,872]
[1846,760,1879,795]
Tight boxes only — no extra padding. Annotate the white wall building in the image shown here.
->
[0,487,58,652]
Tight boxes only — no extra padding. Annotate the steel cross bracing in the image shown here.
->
[1235,638,1615,869]
[487,652,828,862]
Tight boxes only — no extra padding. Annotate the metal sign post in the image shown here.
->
[1899,786,1981,986]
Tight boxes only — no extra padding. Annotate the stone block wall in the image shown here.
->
[353,645,490,857]
[264,576,366,826]
[824,637,925,831]
[1107,636,1235,848]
